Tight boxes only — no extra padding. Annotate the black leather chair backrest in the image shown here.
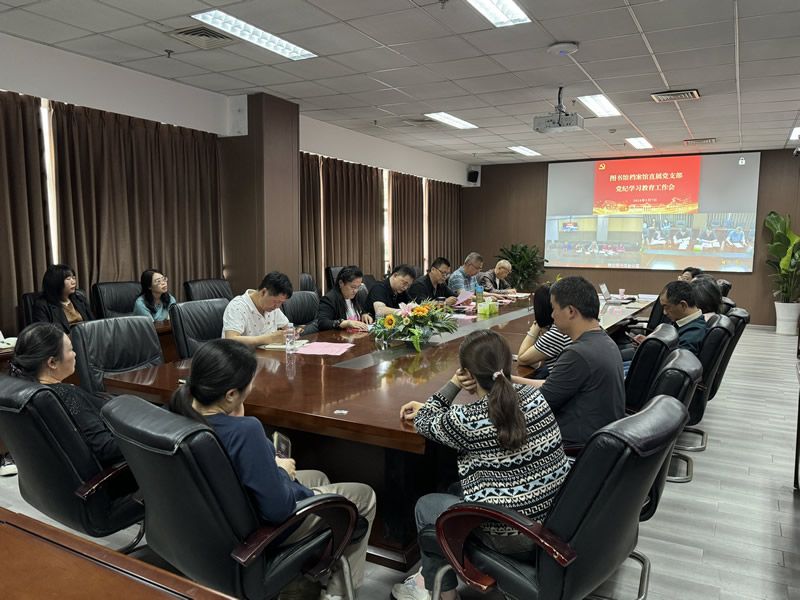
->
[625,323,678,412]
[717,279,732,297]
[92,282,141,318]
[0,376,141,536]
[183,279,234,302]
[170,299,229,359]
[299,273,317,295]
[20,292,38,328]
[71,316,163,393]
[645,298,669,331]
[538,396,688,600]
[102,395,268,598]
[720,296,736,315]
[708,307,750,400]
[281,291,319,326]
[362,274,378,292]
[325,266,343,292]
[688,313,735,425]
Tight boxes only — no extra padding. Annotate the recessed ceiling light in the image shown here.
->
[508,146,541,157]
[577,94,621,118]
[790,127,800,141]
[192,10,316,60]
[425,112,478,130]
[465,0,531,27]
[626,137,653,149]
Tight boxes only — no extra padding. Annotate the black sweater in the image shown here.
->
[32,291,94,333]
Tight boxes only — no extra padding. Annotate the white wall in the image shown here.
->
[300,116,469,185]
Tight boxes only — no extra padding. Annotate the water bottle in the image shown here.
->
[284,322,296,354]
[475,284,484,303]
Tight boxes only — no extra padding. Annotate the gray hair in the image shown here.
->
[464,252,483,265]
[495,259,512,271]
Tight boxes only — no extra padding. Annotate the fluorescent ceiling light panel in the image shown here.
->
[790,127,800,141]
[577,94,621,118]
[508,146,541,157]
[425,112,478,130]
[465,0,531,27]
[626,137,653,149]
[192,10,316,60]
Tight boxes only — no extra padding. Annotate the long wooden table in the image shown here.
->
[104,298,651,569]
[0,507,231,598]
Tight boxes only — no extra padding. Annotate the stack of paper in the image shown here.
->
[296,342,354,356]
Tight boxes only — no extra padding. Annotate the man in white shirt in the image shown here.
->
[222,271,293,347]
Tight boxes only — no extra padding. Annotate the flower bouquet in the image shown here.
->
[372,300,458,352]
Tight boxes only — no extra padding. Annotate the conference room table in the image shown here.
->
[104,296,652,570]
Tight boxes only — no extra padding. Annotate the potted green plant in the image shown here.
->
[764,211,800,335]
[496,243,547,292]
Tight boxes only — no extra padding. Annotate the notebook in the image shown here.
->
[259,339,310,351]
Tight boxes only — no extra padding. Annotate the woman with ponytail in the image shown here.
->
[168,339,376,600]
[394,330,571,600]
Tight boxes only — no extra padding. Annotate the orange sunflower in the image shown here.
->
[383,314,396,328]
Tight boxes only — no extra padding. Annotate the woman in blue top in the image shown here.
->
[133,269,176,321]
[168,339,375,600]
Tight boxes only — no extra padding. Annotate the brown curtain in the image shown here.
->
[300,152,322,288]
[390,171,423,270]
[0,92,51,335]
[51,103,221,299]
[427,179,462,265]
[322,157,384,281]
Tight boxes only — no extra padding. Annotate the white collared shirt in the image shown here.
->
[675,309,704,328]
[222,289,289,337]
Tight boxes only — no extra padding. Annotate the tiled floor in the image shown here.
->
[1,327,798,599]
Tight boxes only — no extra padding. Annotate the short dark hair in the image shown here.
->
[662,280,696,307]
[550,276,599,320]
[41,264,75,304]
[391,264,416,279]
[681,267,703,279]
[258,271,293,298]
[430,257,451,271]
[532,284,554,328]
[335,265,363,287]
[690,276,720,313]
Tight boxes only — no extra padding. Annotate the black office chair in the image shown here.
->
[0,376,143,551]
[626,297,669,335]
[674,313,735,454]
[91,282,141,318]
[71,316,163,394]
[300,272,318,295]
[281,291,320,326]
[170,299,229,359]
[646,349,703,487]
[717,279,732,297]
[20,292,38,329]
[325,266,344,292]
[362,274,378,292]
[424,396,688,600]
[720,296,736,315]
[183,278,234,302]
[707,307,750,403]
[101,395,365,600]
[624,323,678,414]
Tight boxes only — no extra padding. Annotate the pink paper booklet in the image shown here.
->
[295,342,354,356]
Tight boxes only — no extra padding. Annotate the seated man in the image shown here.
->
[408,257,456,305]
[222,271,293,347]
[513,276,625,446]
[448,252,483,293]
[477,259,516,296]
[723,226,747,250]
[367,264,415,317]
[637,280,708,355]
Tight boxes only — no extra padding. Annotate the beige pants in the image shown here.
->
[284,470,376,596]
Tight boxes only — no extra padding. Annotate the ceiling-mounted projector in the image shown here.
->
[534,86,584,133]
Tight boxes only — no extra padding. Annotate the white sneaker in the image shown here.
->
[0,454,17,477]
[319,593,344,600]
[391,573,431,600]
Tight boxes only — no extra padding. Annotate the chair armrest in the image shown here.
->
[231,493,357,573]
[74,462,131,500]
[435,503,576,592]
[563,444,583,457]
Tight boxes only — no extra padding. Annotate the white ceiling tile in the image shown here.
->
[476,88,551,105]
[740,56,800,78]
[281,22,379,55]
[266,80,339,98]
[740,75,800,93]
[0,8,90,43]
[333,106,395,119]
[369,66,445,87]
[100,0,208,21]
[390,36,483,64]
[491,47,574,72]
[515,64,589,87]
[419,1,492,34]
[574,35,650,62]
[175,72,252,91]
[222,40,290,64]
[633,0,733,31]
[351,88,414,105]
[469,116,521,127]
[222,0,337,34]
[496,100,554,116]
[646,22,734,53]
[518,0,626,20]
[302,109,350,121]
[462,22,552,54]
[449,106,507,119]
[348,9,450,44]
[430,95,489,110]
[488,124,533,135]
[541,8,638,42]
[738,0,800,18]
[0,0,39,5]
[742,88,800,103]
[741,99,800,113]
[455,72,528,94]
[316,74,388,93]
[664,65,736,87]
[105,25,199,55]
[299,94,367,109]
[274,57,355,79]
[122,56,208,78]
[305,0,410,21]
[398,81,469,100]
[584,55,658,79]
[740,38,800,62]
[427,56,507,80]
[595,73,666,93]
[226,65,302,86]
[26,0,144,32]
[739,11,800,43]
[55,34,157,62]
[380,101,436,115]
[330,47,416,72]
[172,49,261,71]
[655,45,735,71]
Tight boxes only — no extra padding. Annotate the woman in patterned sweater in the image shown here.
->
[393,329,571,600]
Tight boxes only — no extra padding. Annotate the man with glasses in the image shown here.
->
[448,252,484,293]
[409,257,457,305]
[367,264,416,317]
[477,259,516,296]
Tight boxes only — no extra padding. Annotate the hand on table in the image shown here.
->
[342,319,369,331]
[276,457,296,479]
[400,401,425,422]
[361,313,374,325]
[444,296,457,306]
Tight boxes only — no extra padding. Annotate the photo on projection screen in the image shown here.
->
[544,153,760,273]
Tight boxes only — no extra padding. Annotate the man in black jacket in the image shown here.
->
[408,257,457,305]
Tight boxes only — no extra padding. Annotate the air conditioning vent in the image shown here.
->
[169,26,236,50]
[684,137,716,145]
[651,89,701,103]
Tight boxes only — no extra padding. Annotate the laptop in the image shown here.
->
[599,283,635,305]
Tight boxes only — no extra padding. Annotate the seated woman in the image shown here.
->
[133,269,176,321]
[168,339,376,600]
[691,275,722,320]
[517,285,571,378]
[32,264,94,333]
[316,265,374,332]
[395,330,571,600]
[9,323,122,467]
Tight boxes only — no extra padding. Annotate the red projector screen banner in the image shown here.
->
[593,155,702,215]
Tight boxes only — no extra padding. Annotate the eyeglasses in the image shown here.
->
[153,277,168,284]
[432,266,451,277]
